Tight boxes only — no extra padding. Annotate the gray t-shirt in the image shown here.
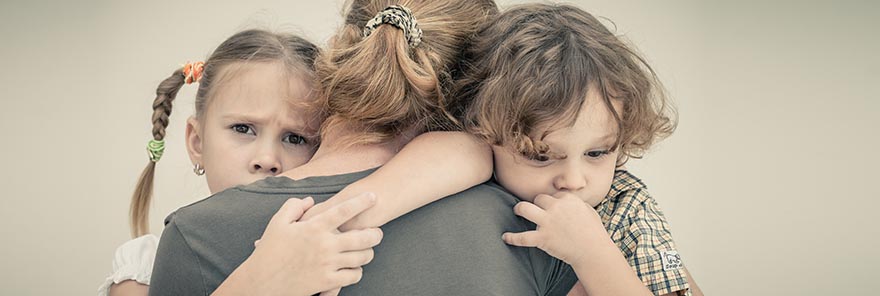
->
[150,169,577,295]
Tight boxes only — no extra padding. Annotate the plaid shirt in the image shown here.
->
[594,170,690,295]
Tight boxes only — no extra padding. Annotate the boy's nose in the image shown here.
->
[553,166,586,192]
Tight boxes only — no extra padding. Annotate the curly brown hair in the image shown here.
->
[454,3,676,165]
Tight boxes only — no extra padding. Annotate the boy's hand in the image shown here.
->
[502,192,611,265]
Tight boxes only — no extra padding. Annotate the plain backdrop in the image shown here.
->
[1,0,877,295]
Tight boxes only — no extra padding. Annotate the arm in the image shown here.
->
[212,195,382,296]
[659,266,703,296]
[568,235,652,296]
[109,281,149,296]
[585,190,696,296]
[99,235,158,296]
[503,193,652,296]
[150,222,207,295]
[302,131,493,230]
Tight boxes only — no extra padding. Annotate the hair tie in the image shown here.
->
[182,61,205,84]
[363,5,423,48]
[147,139,165,162]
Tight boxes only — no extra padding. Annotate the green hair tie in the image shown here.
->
[147,139,166,162]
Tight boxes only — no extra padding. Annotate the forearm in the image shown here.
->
[571,239,653,296]
[212,259,258,296]
[212,258,306,296]
[683,267,703,296]
[328,131,492,229]
[108,281,148,296]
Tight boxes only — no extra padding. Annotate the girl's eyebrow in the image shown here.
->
[221,113,311,132]
[220,113,265,123]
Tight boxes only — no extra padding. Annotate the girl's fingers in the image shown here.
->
[333,267,364,288]
[502,230,541,247]
[335,228,383,251]
[313,193,376,230]
[336,248,375,269]
[271,197,315,226]
[513,201,548,225]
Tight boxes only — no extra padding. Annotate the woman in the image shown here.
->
[150,1,579,295]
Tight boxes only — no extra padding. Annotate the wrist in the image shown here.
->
[570,236,620,271]
[215,256,269,296]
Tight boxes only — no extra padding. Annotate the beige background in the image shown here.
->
[1,0,877,295]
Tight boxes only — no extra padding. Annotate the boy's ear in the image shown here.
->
[185,116,203,166]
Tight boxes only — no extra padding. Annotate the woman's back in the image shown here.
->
[150,170,578,295]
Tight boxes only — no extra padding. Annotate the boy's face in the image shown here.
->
[186,62,320,193]
[492,92,621,207]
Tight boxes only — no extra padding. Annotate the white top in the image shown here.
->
[97,234,159,296]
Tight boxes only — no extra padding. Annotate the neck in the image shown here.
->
[281,124,418,180]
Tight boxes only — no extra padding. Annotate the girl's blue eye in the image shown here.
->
[284,133,307,145]
[232,124,255,135]
[585,150,609,158]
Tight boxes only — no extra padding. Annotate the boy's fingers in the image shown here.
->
[513,201,548,225]
[336,228,383,251]
[271,197,315,225]
[532,194,556,210]
[313,193,376,229]
[502,231,540,247]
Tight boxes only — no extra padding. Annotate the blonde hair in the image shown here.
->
[455,4,677,164]
[130,29,319,238]
[315,0,498,146]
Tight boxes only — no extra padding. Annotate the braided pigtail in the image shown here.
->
[129,64,194,238]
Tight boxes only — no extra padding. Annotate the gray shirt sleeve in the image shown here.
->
[149,218,207,296]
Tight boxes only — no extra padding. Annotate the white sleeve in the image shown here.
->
[96,234,159,296]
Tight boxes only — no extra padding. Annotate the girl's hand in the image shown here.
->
[502,192,611,265]
[218,193,383,296]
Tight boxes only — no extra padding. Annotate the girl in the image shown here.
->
[99,28,492,296]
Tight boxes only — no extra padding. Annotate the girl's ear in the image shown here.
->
[185,116,204,166]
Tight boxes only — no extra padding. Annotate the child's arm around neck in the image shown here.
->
[301,131,493,230]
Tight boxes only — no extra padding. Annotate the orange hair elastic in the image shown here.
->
[182,61,205,84]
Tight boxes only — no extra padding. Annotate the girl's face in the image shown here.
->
[492,92,622,207]
[186,62,320,193]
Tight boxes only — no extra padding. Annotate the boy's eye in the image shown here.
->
[284,133,307,145]
[524,153,554,166]
[585,150,609,158]
[232,124,255,135]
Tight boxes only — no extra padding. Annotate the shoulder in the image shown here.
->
[439,182,526,226]
[457,181,521,206]
[410,181,523,227]
[607,170,651,205]
[600,170,657,227]
[163,184,290,228]
[600,170,676,249]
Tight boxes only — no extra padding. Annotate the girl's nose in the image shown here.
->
[249,146,282,175]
